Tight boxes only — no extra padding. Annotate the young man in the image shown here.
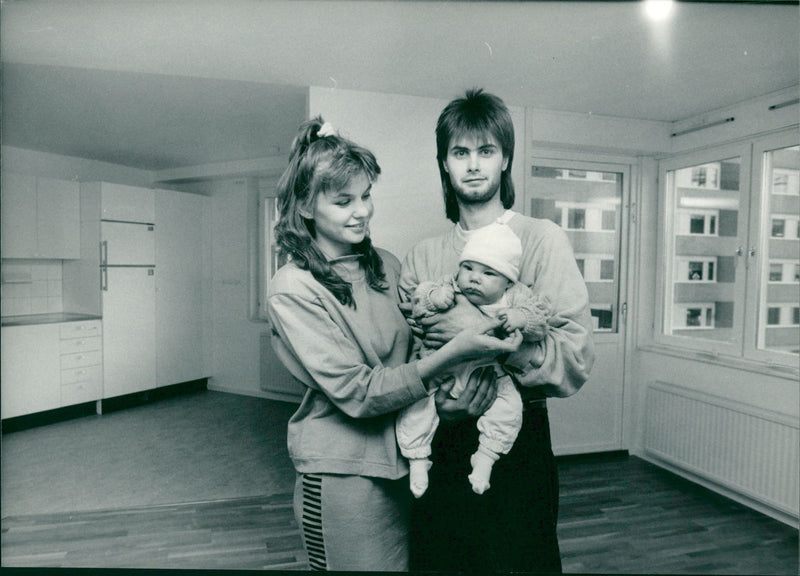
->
[399,89,595,573]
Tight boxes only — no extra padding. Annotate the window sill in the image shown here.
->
[635,342,800,381]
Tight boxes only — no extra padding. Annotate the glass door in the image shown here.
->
[527,158,630,455]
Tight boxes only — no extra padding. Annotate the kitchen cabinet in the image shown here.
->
[155,190,208,386]
[100,182,155,223]
[0,173,80,259]
[59,321,103,407]
[1,324,60,419]
[1,320,103,419]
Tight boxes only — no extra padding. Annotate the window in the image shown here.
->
[590,304,614,332]
[258,181,287,319]
[756,142,800,356]
[769,263,783,282]
[657,133,799,364]
[600,259,615,281]
[530,164,624,334]
[772,168,800,196]
[767,307,781,325]
[602,210,617,231]
[567,208,586,230]
[675,257,716,283]
[673,303,715,330]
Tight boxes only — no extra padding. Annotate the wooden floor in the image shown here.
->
[2,454,797,574]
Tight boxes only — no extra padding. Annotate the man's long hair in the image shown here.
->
[436,89,516,223]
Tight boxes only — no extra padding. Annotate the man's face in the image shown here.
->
[443,131,508,207]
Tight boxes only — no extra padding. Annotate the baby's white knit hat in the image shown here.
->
[459,223,522,282]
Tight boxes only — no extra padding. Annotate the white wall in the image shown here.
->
[308,87,526,261]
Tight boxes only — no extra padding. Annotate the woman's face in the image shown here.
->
[305,171,374,258]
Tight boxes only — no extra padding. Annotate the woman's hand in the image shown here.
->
[435,365,498,422]
[448,318,523,359]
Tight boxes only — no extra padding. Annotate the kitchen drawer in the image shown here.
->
[60,336,102,355]
[61,376,102,406]
[60,321,102,339]
[61,350,102,370]
[61,364,102,386]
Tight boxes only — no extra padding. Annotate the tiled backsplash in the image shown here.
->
[1,261,64,317]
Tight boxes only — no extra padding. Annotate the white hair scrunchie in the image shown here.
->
[317,122,337,138]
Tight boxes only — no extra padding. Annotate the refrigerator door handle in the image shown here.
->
[101,267,108,292]
[101,240,108,267]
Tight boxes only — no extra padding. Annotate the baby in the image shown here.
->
[397,223,550,496]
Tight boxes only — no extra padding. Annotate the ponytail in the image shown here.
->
[274,116,387,307]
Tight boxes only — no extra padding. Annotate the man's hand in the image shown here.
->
[435,365,498,422]
[417,294,486,349]
[398,301,425,339]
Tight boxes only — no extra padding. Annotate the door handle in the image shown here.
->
[100,240,108,267]
[101,267,108,291]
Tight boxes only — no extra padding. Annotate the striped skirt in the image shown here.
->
[294,472,410,571]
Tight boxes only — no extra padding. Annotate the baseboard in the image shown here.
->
[640,452,800,529]
[555,449,629,463]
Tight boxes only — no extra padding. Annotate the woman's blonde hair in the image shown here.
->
[274,116,386,307]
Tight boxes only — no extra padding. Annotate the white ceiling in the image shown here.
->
[1,1,798,174]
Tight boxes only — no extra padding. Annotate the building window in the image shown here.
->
[767,307,781,325]
[772,219,786,238]
[673,304,715,330]
[772,168,800,196]
[590,305,614,332]
[567,208,586,230]
[769,263,783,282]
[676,257,717,283]
[601,210,616,231]
[677,210,719,236]
[600,259,615,281]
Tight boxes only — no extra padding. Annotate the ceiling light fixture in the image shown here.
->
[644,0,674,22]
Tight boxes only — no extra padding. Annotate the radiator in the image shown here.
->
[644,382,799,519]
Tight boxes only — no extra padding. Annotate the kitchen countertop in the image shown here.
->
[1,313,102,327]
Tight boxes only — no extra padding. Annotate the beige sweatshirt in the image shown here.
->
[267,248,428,479]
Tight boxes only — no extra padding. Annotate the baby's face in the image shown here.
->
[456,260,512,306]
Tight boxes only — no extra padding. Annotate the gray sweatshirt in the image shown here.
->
[267,248,428,479]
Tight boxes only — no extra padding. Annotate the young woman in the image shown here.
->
[266,116,521,572]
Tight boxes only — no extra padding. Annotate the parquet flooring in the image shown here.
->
[1,492,307,571]
[2,455,797,574]
[556,455,798,575]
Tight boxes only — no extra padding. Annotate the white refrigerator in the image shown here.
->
[100,220,157,399]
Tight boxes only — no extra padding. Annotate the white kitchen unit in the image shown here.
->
[0,173,80,259]
[1,319,103,419]
[58,321,103,407]
[155,190,208,386]
[99,185,157,400]
[1,324,60,419]
[101,266,156,398]
[99,182,155,223]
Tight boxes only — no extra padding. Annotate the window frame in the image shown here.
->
[746,130,800,364]
[655,141,751,357]
[653,130,799,369]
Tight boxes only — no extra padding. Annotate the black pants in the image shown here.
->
[409,403,561,574]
